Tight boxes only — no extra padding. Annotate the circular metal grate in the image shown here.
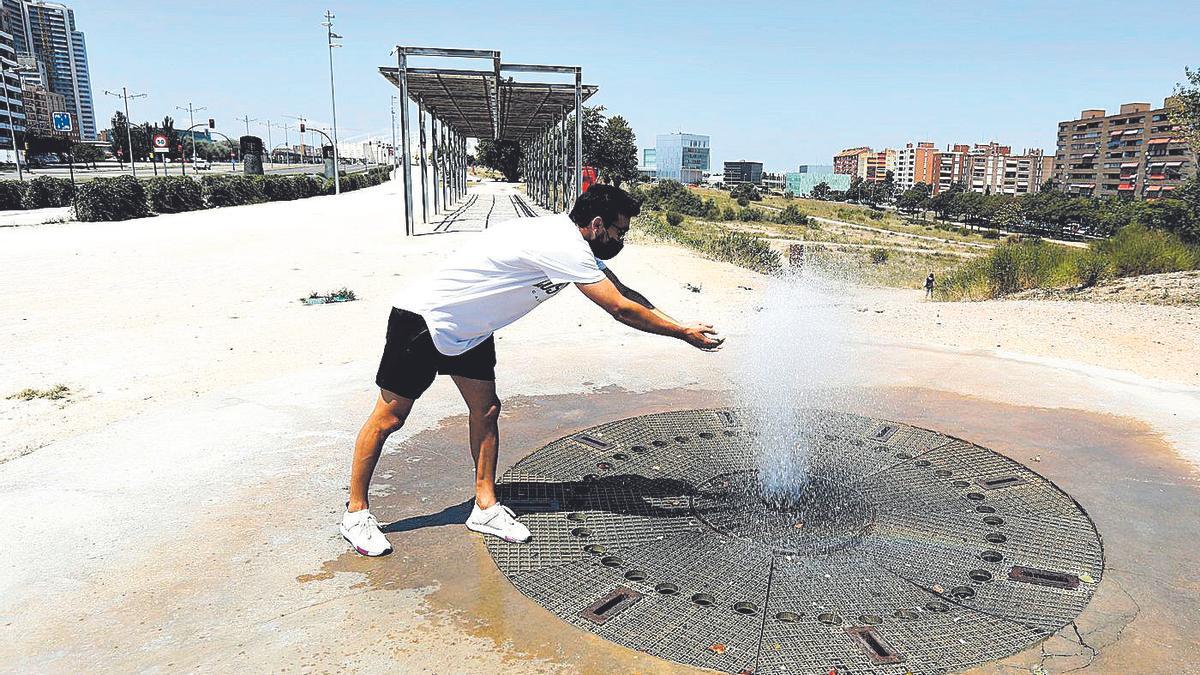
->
[485,409,1104,674]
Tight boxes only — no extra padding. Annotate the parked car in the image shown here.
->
[193,159,211,170]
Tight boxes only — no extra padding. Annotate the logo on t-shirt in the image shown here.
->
[531,279,569,303]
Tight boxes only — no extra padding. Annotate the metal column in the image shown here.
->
[430,116,440,216]
[418,101,429,223]
[396,49,414,236]
[574,67,583,199]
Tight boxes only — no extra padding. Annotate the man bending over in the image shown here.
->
[341,185,723,556]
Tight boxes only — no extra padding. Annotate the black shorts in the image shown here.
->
[375,308,496,399]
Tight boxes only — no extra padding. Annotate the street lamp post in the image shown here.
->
[322,9,342,195]
[103,86,147,176]
[390,95,398,169]
[259,120,276,168]
[175,102,207,169]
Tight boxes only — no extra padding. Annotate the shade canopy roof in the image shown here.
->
[379,65,597,143]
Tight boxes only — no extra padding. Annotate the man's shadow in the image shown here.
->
[383,474,730,534]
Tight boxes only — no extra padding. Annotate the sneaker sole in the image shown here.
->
[340,529,392,557]
[465,522,530,543]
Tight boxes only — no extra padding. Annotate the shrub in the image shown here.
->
[0,180,23,210]
[706,231,780,274]
[777,204,808,226]
[1096,223,1200,276]
[738,207,764,222]
[639,179,706,215]
[981,229,1002,239]
[23,175,74,208]
[201,174,266,207]
[868,209,885,221]
[870,248,889,264]
[665,211,684,227]
[721,206,737,221]
[1073,249,1111,288]
[736,196,750,207]
[75,176,148,222]
[144,176,203,214]
[262,175,302,201]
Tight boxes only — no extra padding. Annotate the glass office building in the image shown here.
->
[655,133,709,183]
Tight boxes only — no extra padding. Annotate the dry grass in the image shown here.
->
[7,384,71,401]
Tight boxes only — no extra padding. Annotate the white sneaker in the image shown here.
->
[465,502,531,543]
[340,508,393,556]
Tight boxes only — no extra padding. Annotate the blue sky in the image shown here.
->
[74,0,1199,170]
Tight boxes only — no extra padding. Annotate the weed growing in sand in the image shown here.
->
[7,384,70,401]
[302,287,358,304]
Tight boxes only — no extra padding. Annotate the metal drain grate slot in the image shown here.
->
[580,586,643,625]
[506,498,560,512]
[1009,566,1081,590]
[872,424,898,441]
[846,626,905,665]
[977,475,1027,490]
[574,433,611,450]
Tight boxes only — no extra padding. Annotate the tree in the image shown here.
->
[929,182,964,221]
[161,115,181,160]
[598,115,638,187]
[109,110,130,164]
[475,138,523,181]
[639,179,706,216]
[809,181,833,201]
[72,143,104,168]
[25,134,72,159]
[730,182,761,202]
[1170,66,1200,155]
[896,182,931,214]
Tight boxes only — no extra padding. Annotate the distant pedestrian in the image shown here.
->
[924,272,935,299]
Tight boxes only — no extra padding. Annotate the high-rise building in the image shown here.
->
[655,133,709,184]
[895,142,938,191]
[723,160,763,185]
[19,79,67,137]
[796,164,833,174]
[0,29,27,161]
[1053,99,1196,199]
[785,170,850,196]
[2,1,94,140]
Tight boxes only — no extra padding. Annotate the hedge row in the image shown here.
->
[0,176,75,210]
[70,166,392,222]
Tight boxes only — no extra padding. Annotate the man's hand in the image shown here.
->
[681,323,724,351]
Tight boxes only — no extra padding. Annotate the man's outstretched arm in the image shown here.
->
[602,267,677,323]
[576,278,722,350]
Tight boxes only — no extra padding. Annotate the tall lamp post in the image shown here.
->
[390,95,398,168]
[175,102,207,166]
[259,120,278,168]
[103,86,147,176]
[322,9,342,194]
[283,115,308,164]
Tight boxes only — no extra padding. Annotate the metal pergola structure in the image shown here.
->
[380,46,598,235]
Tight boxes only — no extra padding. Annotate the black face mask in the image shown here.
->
[589,233,624,260]
[587,216,626,260]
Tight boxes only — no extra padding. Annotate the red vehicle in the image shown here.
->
[581,166,598,192]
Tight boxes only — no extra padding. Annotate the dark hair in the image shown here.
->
[568,184,642,226]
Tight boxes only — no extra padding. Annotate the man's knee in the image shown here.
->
[372,404,410,435]
[473,398,502,424]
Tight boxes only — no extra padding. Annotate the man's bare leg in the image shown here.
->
[451,375,501,509]
[348,389,415,512]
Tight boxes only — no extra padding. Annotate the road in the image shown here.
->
[0,161,380,183]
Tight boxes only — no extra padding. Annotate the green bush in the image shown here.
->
[1097,222,1200,276]
[981,229,1002,239]
[870,248,889,264]
[665,211,684,227]
[145,176,203,214]
[23,175,74,208]
[201,174,266,207]
[637,179,706,216]
[868,209,885,221]
[75,176,148,222]
[0,180,23,210]
[705,231,780,274]
[738,207,763,222]
[736,196,750,207]
[721,206,737,221]
[1073,249,1111,288]
[777,204,808,226]
[262,175,302,201]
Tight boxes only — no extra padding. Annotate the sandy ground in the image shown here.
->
[1,179,1198,673]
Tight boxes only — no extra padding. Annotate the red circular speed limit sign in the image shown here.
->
[152,134,168,148]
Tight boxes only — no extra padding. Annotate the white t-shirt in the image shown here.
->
[397,214,607,355]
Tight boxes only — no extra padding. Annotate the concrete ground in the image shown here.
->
[1,179,1197,674]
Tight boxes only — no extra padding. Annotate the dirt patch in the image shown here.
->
[1009,270,1200,306]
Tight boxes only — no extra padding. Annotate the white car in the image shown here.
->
[193,159,211,170]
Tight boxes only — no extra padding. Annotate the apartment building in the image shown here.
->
[834,147,870,179]
[1,0,94,139]
[0,30,26,161]
[1054,98,1195,199]
[895,142,938,190]
[20,78,70,138]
